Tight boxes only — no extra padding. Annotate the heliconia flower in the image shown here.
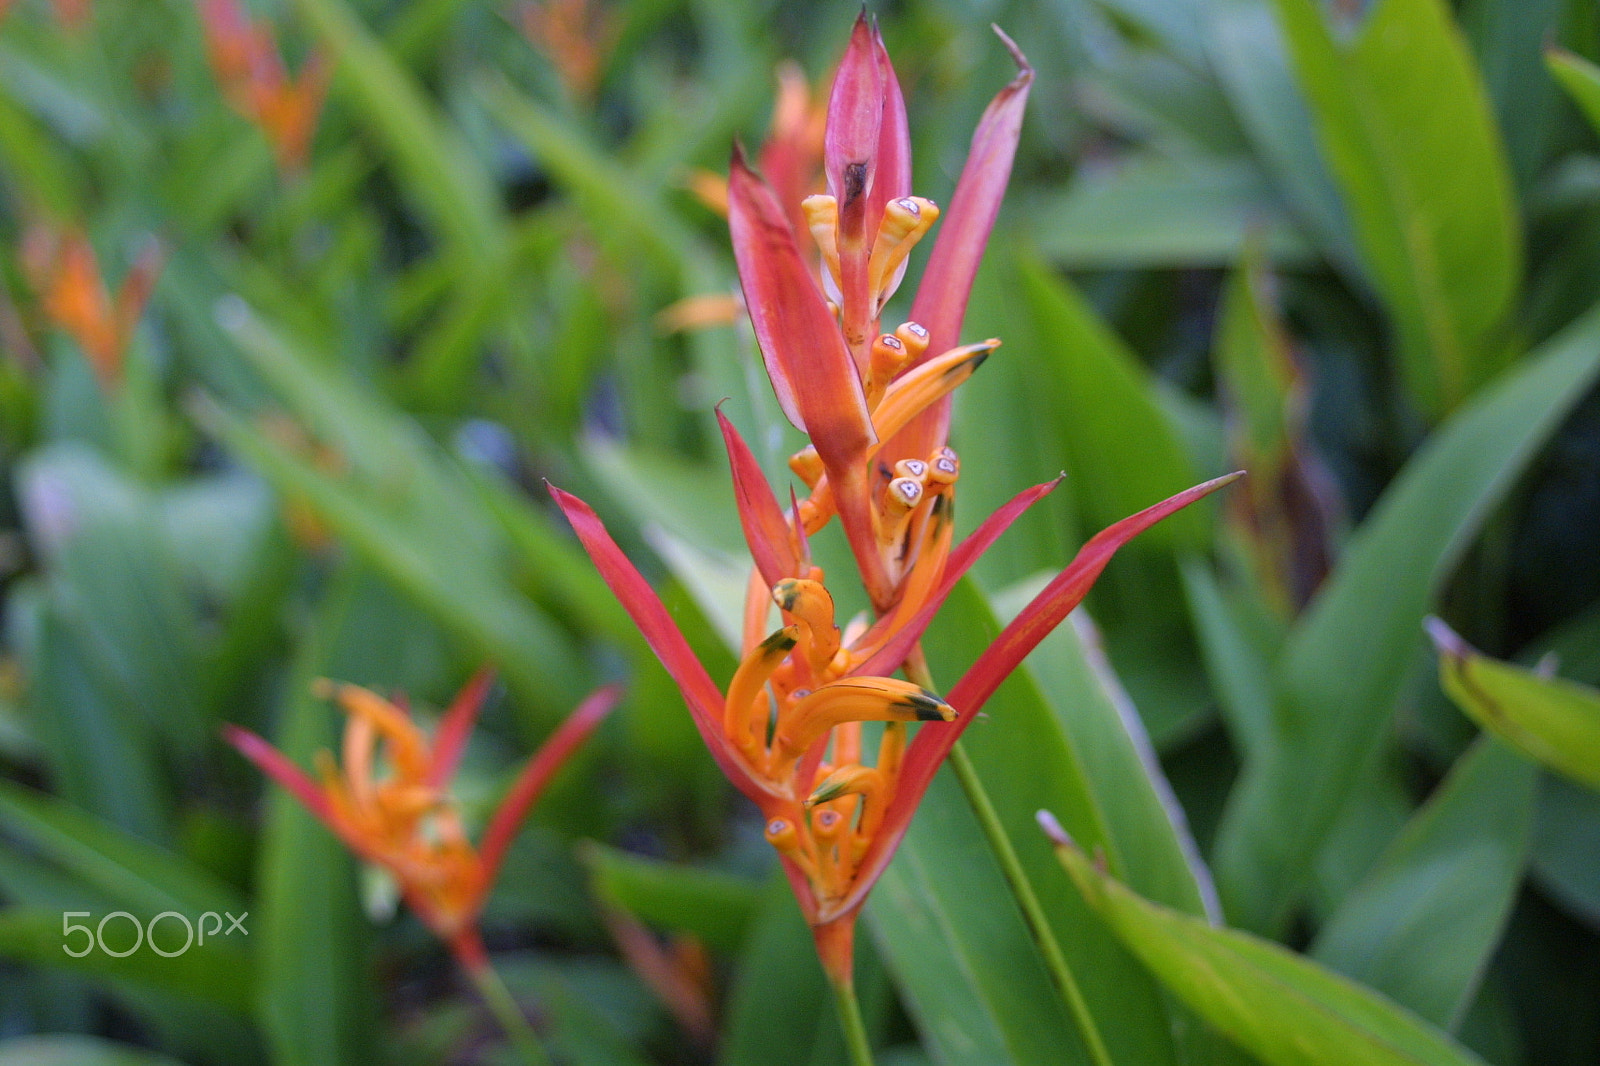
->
[552,472,1238,981]
[226,671,620,970]
[555,15,1242,995]
[728,15,1030,615]
[198,0,330,172]
[19,225,161,390]
[518,0,622,104]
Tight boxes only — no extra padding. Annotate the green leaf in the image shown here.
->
[870,579,1228,1065]
[1205,4,1357,271]
[1546,47,1600,138]
[203,305,587,724]
[1047,825,1489,1066]
[0,908,253,1015]
[1312,737,1536,1028]
[289,0,502,258]
[720,874,842,1066]
[1530,775,1600,927]
[252,568,408,1065]
[1270,0,1522,416]
[1215,300,1600,934]
[580,842,761,954]
[1180,559,1283,763]
[1013,253,1206,553]
[19,447,208,762]
[0,1035,187,1066]
[0,779,244,919]
[1429,620,1600,791]
[868,768,1093,1066]
[1031,155,1313,268]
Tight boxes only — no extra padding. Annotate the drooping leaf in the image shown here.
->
[1428,619,1600,791]
[1047,820,1490,1066]
[1547,47,1600,138]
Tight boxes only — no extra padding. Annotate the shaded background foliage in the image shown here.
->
[0,0,1598,1063]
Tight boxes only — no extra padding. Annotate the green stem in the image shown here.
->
[464,954,553,1066]
[947,742,1116,1066]
[828,971,876,1066]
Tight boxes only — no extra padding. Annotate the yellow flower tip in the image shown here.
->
[788,445,824,488]
[310,677,338,701]
[867,196,941,311]
[927,447,960,487]
[802,193,841,284]
[893,321,930,360]
[811,806,846,840]
[885,477,923,513]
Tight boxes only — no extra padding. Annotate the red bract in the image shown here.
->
[556,16,1241,988]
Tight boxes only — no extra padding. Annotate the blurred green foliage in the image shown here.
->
[1,0,1599,1063]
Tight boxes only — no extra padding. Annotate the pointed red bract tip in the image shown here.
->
[889,26,1033,467]
[478,682,622,884]
[829,472,1242,923]
[427,666,497,788]
[547,482,769,803]
[717,406,802,589]
[223,723,336,824]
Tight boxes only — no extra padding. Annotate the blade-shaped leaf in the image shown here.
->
[1046,819,1490,1066]
[581,842,761,955]
[1547,47,1600,137]
[1428,619,1600,791]
[1032,155,1313,268]
[1214,300,1600,934]
[1312,736,1535,1028]
[1269,0,1521,417]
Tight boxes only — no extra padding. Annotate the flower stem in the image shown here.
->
[828,971,876,1066]
[461,949,553,1066]
[946,741,1115,1066]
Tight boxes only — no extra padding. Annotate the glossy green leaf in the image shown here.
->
[1547,47,1600,138]
[1312,737,1536,1028]
[1429,620,1600,791]
[1216,300,1600,934]
[1049,825,1489,1066]
[870,578,1227,1065]
[0,908,252,1015]
[1013,253,1206,552]
[203,305,586,723]
[1032,155,1313,268]
[0,1035,187,1066]
[580,842,760,954]
[1270,0,1522,416]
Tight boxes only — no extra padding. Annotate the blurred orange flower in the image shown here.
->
[20,225,161,389]
[198,0,329,171]
[518,0,620,103]
[227,671,620,969]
